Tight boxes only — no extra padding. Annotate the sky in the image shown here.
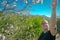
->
[0,0,60,17]
[29,0,60,17]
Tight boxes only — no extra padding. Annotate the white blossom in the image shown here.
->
[0,34,5,40]
[2,1,7,5]
[24,0,28,4]
[32,0,43,4]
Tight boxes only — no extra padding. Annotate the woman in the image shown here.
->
[38,0,57,40]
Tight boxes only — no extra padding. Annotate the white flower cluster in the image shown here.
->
[32,0,43,4]
[0,34,5,40]
[24,0,43,4]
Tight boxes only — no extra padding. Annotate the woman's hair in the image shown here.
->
[42,19,48,25]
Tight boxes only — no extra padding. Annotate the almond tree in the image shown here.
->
[0,0,43,13]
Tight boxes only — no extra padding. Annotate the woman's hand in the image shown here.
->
[52,0,57,9]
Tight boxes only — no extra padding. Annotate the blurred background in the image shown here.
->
[0,0,60,40]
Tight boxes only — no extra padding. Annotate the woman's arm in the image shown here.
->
[50,0,57,36]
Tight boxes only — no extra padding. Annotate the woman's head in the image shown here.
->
[42,19,49,31]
